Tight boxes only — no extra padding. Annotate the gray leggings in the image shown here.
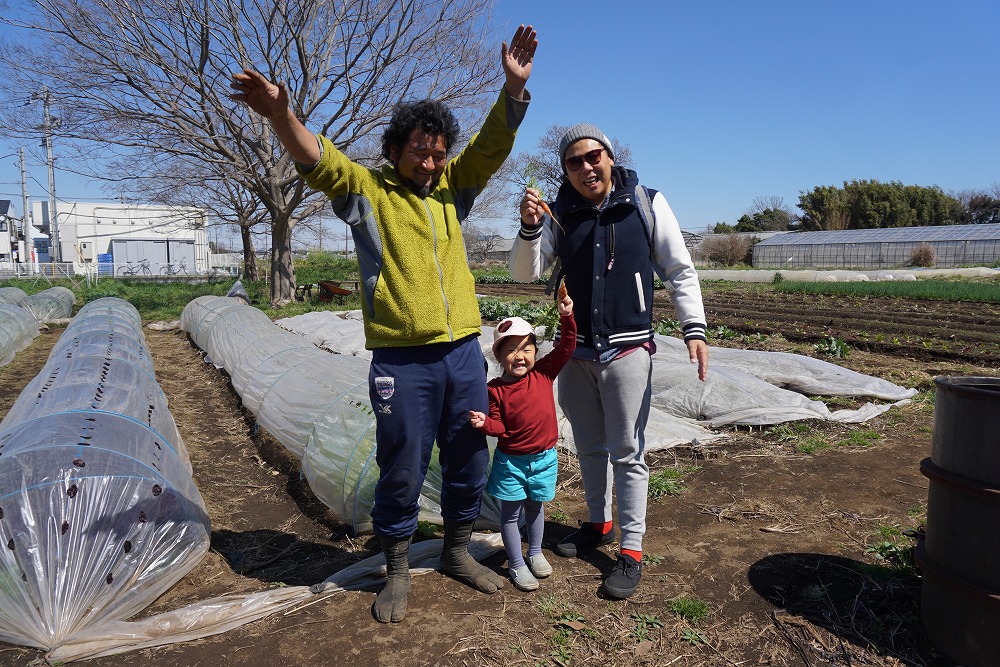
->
[557,351,651,552]
[499,499,544,570]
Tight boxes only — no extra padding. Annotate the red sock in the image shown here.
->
[592,521,613,535]
[621,548,642,562]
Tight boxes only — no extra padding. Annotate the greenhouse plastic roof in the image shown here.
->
[755,222,1000,246]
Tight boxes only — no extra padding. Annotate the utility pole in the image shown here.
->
[32,87,61,262]
[19,148,33,273]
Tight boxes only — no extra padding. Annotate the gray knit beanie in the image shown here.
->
[559,123,615,166]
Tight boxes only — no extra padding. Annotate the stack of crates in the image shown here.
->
[97,253,114,276]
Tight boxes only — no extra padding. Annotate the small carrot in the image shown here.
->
[537,199,565,235]
[558,280,568,300]
[538,199,555,220]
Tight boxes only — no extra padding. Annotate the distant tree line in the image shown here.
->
[713,180,1000,234]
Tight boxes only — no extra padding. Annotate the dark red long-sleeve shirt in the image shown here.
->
[481,313,577,455]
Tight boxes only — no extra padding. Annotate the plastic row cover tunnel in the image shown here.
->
[0,297,210,652]
[0,287,29,305]
[18,286,76,322]
[0,304,39,367]
[181,295,500,534]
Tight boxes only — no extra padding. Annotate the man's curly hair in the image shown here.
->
[381,99,461,161]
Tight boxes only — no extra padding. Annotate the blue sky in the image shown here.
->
[1,0,997,233]
[492,0,999,230]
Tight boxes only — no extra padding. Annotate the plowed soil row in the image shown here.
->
[476,282,1000,365]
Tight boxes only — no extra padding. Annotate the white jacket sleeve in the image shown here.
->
[509,218,558,282]
[649,191,707,331]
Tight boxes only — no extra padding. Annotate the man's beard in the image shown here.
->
[399,173,438,198]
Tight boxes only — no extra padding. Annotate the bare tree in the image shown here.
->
[462,218,503,264]
[746,195,789,216]
[0,0,503,304]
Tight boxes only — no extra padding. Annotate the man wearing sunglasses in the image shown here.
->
[509,123,708,599]
[232,25,538,623]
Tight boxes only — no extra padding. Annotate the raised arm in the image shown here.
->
[230,69,320,166]
[501,24,537,101]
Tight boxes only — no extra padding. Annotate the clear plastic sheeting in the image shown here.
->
[0,298,210,653]
[182,296,501,535]
[0,287,29,305]
[44,532,504,663]
[18,286,76,322]
[0,304,39,367]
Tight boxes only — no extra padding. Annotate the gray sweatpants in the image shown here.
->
[557,351,651,552]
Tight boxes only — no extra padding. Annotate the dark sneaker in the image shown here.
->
[603,553,642,599]
[554,522,615,558]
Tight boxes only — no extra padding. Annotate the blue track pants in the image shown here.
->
[369,335,489,538]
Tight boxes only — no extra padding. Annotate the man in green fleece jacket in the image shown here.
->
[231,24,537,623]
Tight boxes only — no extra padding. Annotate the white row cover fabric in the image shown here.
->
[276,310,723,451]
[651,335,915,426]
[0,287,29,305]
[277,310,914,431]
[18,286,76,322]
[0,298,210,654]
[698,267,999,283]
[180,296,502,534]
[0,304,39,367]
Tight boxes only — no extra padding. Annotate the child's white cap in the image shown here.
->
[492,317,535,360]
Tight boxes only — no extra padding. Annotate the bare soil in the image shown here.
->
[1,283,997,667]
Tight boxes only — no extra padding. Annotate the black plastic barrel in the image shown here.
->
[917,376,1000,666]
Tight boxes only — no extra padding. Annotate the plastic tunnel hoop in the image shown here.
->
[180,296,502,533]
[0,297,209,652]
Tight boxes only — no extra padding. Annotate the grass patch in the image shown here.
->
[774,278,1000,303]
[667,596,710,625]
[795,435,831,454]
[648,465,699,500]
[837,429,881,448]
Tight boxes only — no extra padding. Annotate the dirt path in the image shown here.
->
[1,285,997,666]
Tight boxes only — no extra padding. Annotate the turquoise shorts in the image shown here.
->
[486,447,558,502]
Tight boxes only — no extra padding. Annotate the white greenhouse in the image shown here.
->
[752,223,1000,269]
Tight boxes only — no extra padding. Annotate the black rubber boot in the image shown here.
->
[373,535,411,623]
[441,519,505,593]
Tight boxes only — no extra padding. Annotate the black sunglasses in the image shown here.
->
[564,148,605,171]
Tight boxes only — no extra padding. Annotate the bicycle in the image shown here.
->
[161,258,189,276]
[116,258,152,276]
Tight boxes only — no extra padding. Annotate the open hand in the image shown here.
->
[230,69,289,119]
[501,24,537,100]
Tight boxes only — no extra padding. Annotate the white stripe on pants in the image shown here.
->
[557,350,651,552]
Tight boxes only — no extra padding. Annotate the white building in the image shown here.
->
[31,200,210,275]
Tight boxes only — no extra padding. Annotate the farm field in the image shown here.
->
[0,281,997,667]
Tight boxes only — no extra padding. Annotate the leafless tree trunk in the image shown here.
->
[239,223,259,281]
[0,0,503,305]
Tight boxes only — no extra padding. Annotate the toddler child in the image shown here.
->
[469,290,575,590]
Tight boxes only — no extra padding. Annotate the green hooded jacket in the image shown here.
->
[301,89,528,349]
